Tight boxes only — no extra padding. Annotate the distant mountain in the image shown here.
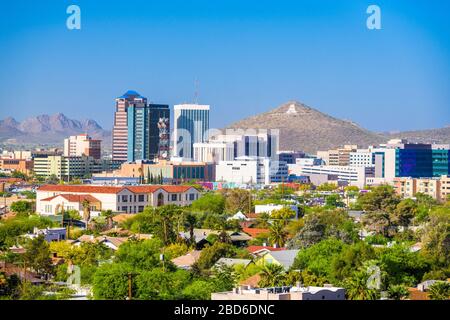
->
[0,113,111,149]
[384,126,450,145]
[225,101,450,154]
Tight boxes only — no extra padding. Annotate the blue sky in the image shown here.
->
[0,0,449,132]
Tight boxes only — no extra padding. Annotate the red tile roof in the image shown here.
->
[38,185,124,194]
[245,213,259,219]
[242,228,270,238]
[246,245,287,253]
[41,194,100,203]
[38,184,195,195]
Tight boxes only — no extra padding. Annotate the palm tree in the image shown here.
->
[344,269,379,300]
[137,167,144,184]
[259,264,285,288]
[81,199,91,225]
[184,212,197,246]
[428,281,450,300]
[256,212,270,229]
[388,284,410,300]
[101,210,114,230]
[268,220,288,248]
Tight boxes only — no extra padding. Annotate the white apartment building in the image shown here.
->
[215,157,288,185]
[193,141,235,163]
[36,184,201,216]
[349,149,374,167]
[291,165,374,188]
[64,134,101,159]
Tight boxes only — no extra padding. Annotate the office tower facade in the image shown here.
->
[64,134,101,160]
[377,140,450,181]
[112,91,147,162]
[127,103,170,162]
[173,104,210,159]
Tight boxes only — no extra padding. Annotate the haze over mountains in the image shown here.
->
[0,102,448,154]
[0,113,111,147]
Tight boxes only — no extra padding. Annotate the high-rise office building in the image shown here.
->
[112,91,147,162]
[127,103,170,162]
[376,140,450,181]
[173,104,210,159]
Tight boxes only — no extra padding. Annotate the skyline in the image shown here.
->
[1,0,450,132]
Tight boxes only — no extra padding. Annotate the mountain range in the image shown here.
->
[226,101,450,154]
[0,102,448,154]
[0,113,111,148]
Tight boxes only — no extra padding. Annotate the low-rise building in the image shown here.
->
[0,158,33,175]
[211,285,345,300]
[216,157,288,185]
[33,155,120,180]
[36,184,201,216]
[394,176,445,202]
[24,227,67,242]
[110,160,215,184]
[289,164,374,188]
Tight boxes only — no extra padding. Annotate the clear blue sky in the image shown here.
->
[0,0,449,132]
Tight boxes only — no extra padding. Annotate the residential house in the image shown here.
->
[211,285,345,300]
[171,250,202,270]
[258,250,300,271]
[214,258,253,270]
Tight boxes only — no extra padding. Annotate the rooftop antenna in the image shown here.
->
[194,78,199,104]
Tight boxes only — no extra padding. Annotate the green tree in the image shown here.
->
[220,189,252,214]
[331,241,376,282]
[23,235,53,278]
[362,211,393,238]
[392,199,417,228]
[182,280,216,300]
[115,239,164,270]
[135,268,190,299]
[191,192,225,214]
[357,185,400,214]
[316,183,338,192]
[421,209,450,267]
[183,212,197,246]
[10,201,33,215]
[101,210,114,230]
[325,194,345,208]
[292,238,345,280]
[343,263,380,300]
[428,281,450,300]
[92,263,134,300]
[287,214,326,249]
[378,244,430,287]
[195,242,236,270]
[268,221,288,248]
[259,264,285,287]
[387,284,410,300]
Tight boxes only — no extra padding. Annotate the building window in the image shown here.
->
[122,195,128,202]
[171,194,177,201]
[138,195,145,202]
[189,193,195,201]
